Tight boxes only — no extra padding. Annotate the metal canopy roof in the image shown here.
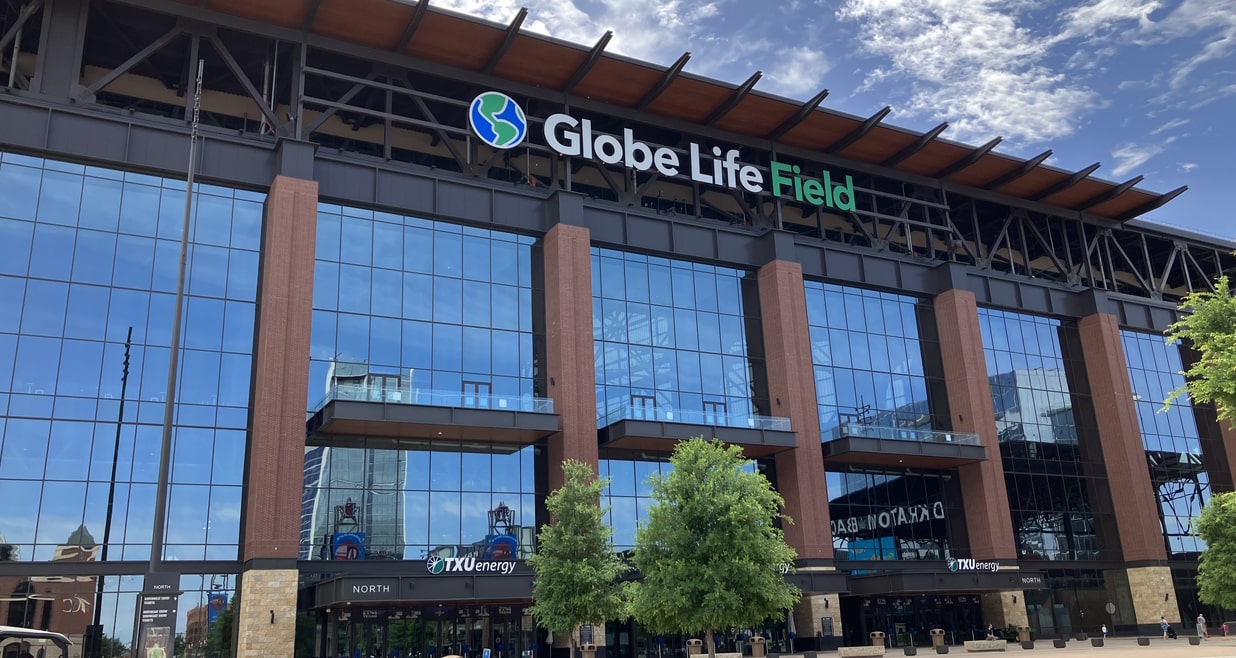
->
[171,0,1177,221]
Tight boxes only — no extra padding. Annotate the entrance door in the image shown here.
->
[339,607,531,658]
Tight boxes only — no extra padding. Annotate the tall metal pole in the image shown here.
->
[150,58,204,571]
[87,327,133,658]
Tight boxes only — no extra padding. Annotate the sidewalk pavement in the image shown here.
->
[895,635,1236,657]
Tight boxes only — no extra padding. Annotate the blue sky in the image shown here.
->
[430,0,1235,241]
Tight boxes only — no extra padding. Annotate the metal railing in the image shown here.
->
[826,423,980,445]
[600,403,792,432]
[311,383,554,414]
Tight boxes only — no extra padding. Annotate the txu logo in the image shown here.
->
[427,555,446,574]
[946,558,959,573]
[469,91,527,149]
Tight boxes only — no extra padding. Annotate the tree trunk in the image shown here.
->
[705,627,716,658]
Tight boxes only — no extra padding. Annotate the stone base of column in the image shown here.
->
[234,568,298,658]
[793,593,841,641]
[1108,566,1178,626]
[980,590,1028,629]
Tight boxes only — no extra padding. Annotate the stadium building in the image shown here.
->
[0,0,1234,656]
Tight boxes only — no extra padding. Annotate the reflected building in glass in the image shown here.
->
[1,2,1234,657]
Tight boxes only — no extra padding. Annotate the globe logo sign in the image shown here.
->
[469,91,527,149]
[427,555,445,575]
[946,558,959,573]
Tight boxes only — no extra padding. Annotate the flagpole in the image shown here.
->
[150,57,204,572]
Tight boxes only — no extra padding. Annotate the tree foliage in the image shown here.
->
[527,460,626,649]
[627,438,800,658]
[1165,275,1236,425]
[1195,491,1236,608]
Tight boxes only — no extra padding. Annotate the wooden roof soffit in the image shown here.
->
[982,149,1052,190]
[766,87,831,141]
[481,7,528,74]
[703,70,762,126]
[1115,186,1188,221]
[826,106,892,154]
[1030,162,1102,201]
[933,136,1003,179]
[881,122,948,168]
[395,0,431,52]
[635,51,691,110]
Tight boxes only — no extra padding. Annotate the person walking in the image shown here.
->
[1161,617,1169,640]
[1197,613,1207,639]
[1101,624,1108,639]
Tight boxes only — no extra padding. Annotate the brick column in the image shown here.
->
[236,175,318,658]
[933,290,1017,560]
[756,260,832,560]
[542,222,598,490]
[1077,313,1165,563]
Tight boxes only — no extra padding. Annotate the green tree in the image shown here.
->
[527,460,626,654]
[1195,491,1236,608]
[627,438,800,658]
[1165,274,1236,425]
[100,636,128,658]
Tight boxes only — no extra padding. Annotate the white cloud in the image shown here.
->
[763,47,832,97]
[836,0,1106,145]
[1180,161,1199,173]
[1150,117,1189,135]
[1111,142,1164,176]
[1134,0,1236,88]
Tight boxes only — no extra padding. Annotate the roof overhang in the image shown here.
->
[845,569,1047,595]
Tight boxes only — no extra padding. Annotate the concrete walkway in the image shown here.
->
[888,635,1236,657]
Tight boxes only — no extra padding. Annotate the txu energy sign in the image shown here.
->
[469,91,856,212]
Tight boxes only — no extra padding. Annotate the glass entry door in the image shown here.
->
[337,606,529,658]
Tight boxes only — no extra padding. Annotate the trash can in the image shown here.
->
[749,636,766,658]
[1016,627,1031,643]
[687,639,704,656]
[930,629,946,649]
[581,643,597,658]
[870,631,887,647]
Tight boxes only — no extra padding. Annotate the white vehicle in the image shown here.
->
[0,626,72,658]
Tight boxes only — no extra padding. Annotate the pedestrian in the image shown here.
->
[986,624,997,641]
[1197,613,1207,639]
[1101,624,1108,639]
[1161,617,1169,640]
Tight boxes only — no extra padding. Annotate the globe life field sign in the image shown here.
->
[467,91,856,212]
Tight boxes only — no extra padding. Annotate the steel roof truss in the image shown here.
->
[207,34,283,133]
[482,7,527,74]
[1021,216,1069,284]
[636,51,690,110]
[1029,162,1101,202]
[80,23,183,100]
[1103,230,1152,294]
[982,150,1052,191]
[933,136,1002,179]
[562,31,612,94]
[304,70,378,135]
[395,0,431,52]
[702,70,761,126]
[881,122,948,168]
[826,106,891,154]
[766,87,830,141]
[0,0,42,56]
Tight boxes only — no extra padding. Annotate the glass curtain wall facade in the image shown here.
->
[1120,331,1209,559]
[805,281,956,562]
[304,205,542,562]
[977,309,1109,562]
[0,150,258,648]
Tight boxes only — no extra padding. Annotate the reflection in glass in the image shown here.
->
[826,469,961,563]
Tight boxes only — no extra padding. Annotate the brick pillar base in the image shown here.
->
[1114,566,1177,627]
[234,568,299,658]
[794,593,840,639]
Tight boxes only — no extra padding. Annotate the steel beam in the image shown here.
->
[394,0,430,52]
[881,122,948,167]
[982,149,1052,190]
[765,87,829,141]
[1115,185,1188,221]
[481,7,527,74]
[1074,175,1144,212]
[825,106,891,154]
[561,30,611,94]
[635,51,690,110]
[932,136,1002,179]
[207,34,283,132]
[302,0,322,32]
[702,70,761,126]
[0,0,42,57]
[80,25,183,99]
[1030,162,1101,201]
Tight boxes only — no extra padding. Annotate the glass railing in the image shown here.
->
[825,423,980,445]
[311,383,554,414]
[600,403,792,432]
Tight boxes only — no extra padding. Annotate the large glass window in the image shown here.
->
[309,205,537,410]
[804,282,942,439]
[978,309,1105,561]
[827,469,963,562]
[591,248,766,428]
[300,443,537,560]
[0,152,260,562]
[1121,330,1209,558]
